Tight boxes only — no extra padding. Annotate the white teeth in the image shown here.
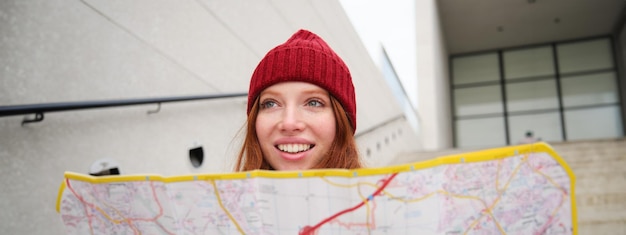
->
[277,144,312,153]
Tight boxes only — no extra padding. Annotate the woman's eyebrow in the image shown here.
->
[301,89,328,96]
[259,90,280,97]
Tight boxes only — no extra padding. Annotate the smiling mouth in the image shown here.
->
[276,144,314,153]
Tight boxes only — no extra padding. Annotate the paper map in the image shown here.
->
[56,142,577,234]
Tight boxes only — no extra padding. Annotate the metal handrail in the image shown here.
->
[0,93,247,125]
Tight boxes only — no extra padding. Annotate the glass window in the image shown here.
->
[454,85,503,116]
[456,117,507,148]
[561,72,619,107]
[504,46,554,80]
[506,79,559,112]
[452,53,500,85]
[451,37,623,147]
[508,112,563,143]
[564,106,623,141]
[558,39,613,74]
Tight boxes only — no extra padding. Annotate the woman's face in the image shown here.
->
[255,82,336,171]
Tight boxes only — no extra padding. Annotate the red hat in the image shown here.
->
[247,29,357,132]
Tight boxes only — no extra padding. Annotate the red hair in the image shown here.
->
[234,96,362,171]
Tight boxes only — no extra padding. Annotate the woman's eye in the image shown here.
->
[260,100,278,109]
[306,100,323,107]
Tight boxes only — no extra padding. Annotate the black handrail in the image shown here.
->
[0,93,247,125]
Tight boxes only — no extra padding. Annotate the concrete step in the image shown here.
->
[575,172,626,194]
[568,159,626,175]
[558,151,626,163]
[578,219,626,235]
[577,192,626,219]
[564,154,626,165]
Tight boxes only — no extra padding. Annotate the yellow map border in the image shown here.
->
[56,142,577,233]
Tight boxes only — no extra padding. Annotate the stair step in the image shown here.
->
[577,192,626,222]
[568,160,626,176]
[578,219,626,235]
[576,179,626,194]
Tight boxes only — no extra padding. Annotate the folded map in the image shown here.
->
[56,142,576,234]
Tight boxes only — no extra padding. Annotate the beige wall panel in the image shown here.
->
[0,0,217,105]
[83,0,261,93]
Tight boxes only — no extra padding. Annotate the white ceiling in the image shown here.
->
[438,0,626,54]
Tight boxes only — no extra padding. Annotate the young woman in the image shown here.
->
[234,29,363,171]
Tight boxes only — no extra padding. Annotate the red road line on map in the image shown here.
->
[299,173,398,235]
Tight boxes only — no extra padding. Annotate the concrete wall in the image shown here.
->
[415,0,453,151]
[0,0,420,233]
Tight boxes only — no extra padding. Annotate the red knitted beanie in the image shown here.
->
[247,29,357,132]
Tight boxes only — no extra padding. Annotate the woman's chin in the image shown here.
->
[273,162,311,171]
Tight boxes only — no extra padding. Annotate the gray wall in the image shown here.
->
[0,0,421,233]
[618,14,626,136]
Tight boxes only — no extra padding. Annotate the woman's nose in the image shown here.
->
[278,106,305,132]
